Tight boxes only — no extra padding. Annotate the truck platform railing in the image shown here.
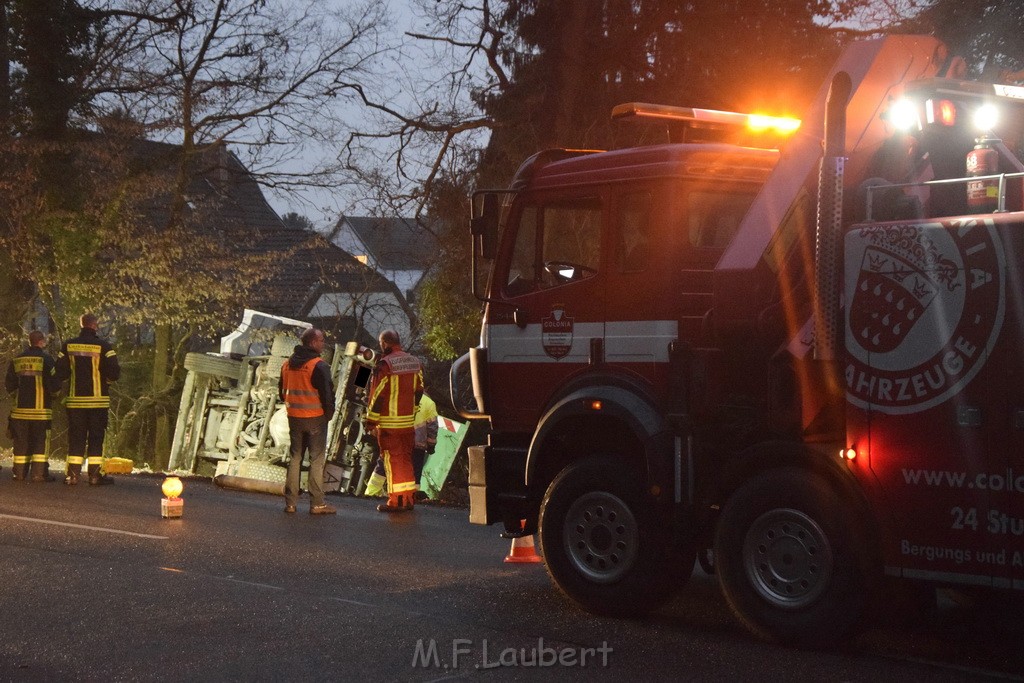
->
[864,171,1024,221]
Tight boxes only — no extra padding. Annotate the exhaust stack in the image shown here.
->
[814,72,852,361]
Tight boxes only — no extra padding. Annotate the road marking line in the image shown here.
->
[220,576,284,591]
[0,513,168,540]
[331,596,375,607]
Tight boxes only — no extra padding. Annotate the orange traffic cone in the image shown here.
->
[504,521,542,563]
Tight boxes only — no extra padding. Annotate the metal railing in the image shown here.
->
[864,171,1024,221]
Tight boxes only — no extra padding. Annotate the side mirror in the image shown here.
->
[471,192,500,259]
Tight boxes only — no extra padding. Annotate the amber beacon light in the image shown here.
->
[161,476,184,518]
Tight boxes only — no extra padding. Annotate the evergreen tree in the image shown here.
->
[477,0,847,181]
[909,0,1024,76]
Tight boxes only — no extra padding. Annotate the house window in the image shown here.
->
[355,254,368,265]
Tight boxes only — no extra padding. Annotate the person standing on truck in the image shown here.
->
[5,330,59,482]
[365,329,423,513]
[279,327,336,515]
[56,313,120,486]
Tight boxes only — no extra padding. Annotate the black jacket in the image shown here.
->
[56,327,120,409]
[5,346,59,421]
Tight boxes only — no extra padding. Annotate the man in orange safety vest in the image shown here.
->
[279,327,336,515]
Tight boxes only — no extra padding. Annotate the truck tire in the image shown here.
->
[715,467,866,648]
[538,457,694,616]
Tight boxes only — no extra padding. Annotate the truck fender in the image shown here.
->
[524,383,674,496]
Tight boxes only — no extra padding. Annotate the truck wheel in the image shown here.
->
[538,457,693,616]
[715,468,866,648]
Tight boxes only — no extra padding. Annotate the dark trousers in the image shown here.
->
[11,419,49,460]
[67,408,109,457]
[412,448,426,485]
[285,416,328,508]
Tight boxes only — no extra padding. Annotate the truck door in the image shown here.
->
[485,192,605,433]
[602,186,674,385]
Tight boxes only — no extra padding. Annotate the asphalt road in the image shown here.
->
[1,472,1022,682]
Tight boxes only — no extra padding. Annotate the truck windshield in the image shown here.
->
[505,196,602,295]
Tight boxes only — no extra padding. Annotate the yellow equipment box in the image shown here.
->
[103,457,134,474]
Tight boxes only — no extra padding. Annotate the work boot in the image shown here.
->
[376,494,413,513]
[29,461,54,483]
[310,503,337,515]
[65,462,83,486]
[12,461,29,482]
[88,464,115,486]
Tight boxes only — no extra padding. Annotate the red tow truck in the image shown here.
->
[450,35,1024,646]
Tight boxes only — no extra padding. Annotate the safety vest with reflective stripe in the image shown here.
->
[281,357,324,418]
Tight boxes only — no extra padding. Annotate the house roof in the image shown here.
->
[238,226,403,320]
[106,136,404,324]
[334,215,435,270]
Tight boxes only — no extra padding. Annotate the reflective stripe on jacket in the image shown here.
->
[56,329,119,409]
[366,351,423,430]
[281,357,324,418]
[5,348,57,420]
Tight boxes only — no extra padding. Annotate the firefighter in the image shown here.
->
[364,329,423,513]
[279,327,336,515]
[363,390,437,500]
[5,330,59,482]
[56,313,121,486]
[412,392,438,501]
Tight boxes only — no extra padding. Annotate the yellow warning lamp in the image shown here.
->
[161,476,184,518]
[611,102,801,137]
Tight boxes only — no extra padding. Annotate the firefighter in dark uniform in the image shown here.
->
[56,313,120,485]
[5,330,60,482]
[365,329,423,513]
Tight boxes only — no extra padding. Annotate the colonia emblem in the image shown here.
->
[844,219,1005,414]
[542,304,574,360]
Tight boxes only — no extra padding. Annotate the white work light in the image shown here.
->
[973,104,999,132]
[887,98,919,131]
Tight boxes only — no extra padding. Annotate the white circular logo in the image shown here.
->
[845,218,1005,414]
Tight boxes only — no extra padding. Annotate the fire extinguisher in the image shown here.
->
[965,136,1000,212]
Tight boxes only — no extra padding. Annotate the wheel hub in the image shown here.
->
[743,507,834,609]
[563,491,638,584]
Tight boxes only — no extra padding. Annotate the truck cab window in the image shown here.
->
[618,192,652,273]
[688,190,757,250]
[540,199,601,288]
[505,198,601,295]
[506,206,538,296]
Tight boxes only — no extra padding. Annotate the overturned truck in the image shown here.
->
[168,310,379,495]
